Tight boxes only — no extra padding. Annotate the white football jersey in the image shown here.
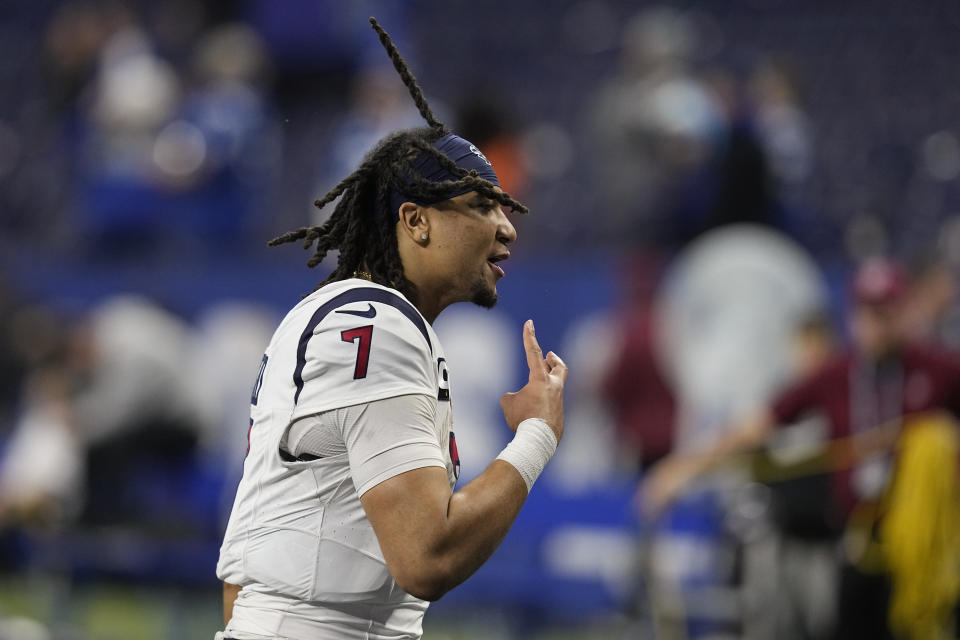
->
[217,279,460,639]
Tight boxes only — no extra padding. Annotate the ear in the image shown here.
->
[397,202,430,243]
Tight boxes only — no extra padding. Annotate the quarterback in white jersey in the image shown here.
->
[216,17,568,640]
[217,279,458,638]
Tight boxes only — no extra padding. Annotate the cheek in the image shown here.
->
[440,225,488,260]
[430,234,475,273]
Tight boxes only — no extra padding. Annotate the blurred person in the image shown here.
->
[657,225,826,456]
[42,1,136,110]
[77,22,182,249]
[603,253,676,471]
[644,258,960,639]
[750,60,813,182]
[175,22,279,242]
[216,19,568,640]
[0,368,81,529]
[742,312,839,640]
[70,295,206,529]
[587,7,797,254]
[74,15,279,255]
[689,66,773,233]
[0,304,82,531]
[588,6,725,247]
[747,59,816,248]
[636,226,824,637]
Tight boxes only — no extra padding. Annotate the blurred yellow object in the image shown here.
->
[881,414,960,640]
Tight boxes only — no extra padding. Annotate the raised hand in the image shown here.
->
[500,320,568,441]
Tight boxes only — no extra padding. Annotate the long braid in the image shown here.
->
[368,17,446,134]
[269,18,528,297]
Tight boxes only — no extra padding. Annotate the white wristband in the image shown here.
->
[496,418,558,491]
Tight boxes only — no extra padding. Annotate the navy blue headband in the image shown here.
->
[389,133,500,215]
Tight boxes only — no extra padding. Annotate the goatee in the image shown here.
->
[470,278,498,309]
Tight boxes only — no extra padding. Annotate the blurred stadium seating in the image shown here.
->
[2,1,960,638]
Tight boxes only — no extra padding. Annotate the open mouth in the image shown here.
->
[487,253,509,278]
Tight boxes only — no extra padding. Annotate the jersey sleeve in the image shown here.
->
[338,394,447,496]
[291,300,436,420]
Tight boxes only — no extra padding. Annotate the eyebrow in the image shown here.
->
[469,196,496,208]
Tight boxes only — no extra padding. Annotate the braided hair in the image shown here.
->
[269,17,527,296]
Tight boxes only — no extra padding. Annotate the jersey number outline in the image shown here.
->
[341,325,374,379]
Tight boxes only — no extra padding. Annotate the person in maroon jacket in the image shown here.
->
[643,258,960,639]
[603,255,677,471]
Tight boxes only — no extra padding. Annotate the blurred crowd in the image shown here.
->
[3,1,960,639]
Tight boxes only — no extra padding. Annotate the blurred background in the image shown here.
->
[2,0,960,638]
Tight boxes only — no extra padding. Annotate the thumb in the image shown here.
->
[545,351,568,383]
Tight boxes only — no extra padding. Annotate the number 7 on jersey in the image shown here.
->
[341,325,373,379]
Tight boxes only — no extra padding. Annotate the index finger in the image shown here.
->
[522,319,548,380]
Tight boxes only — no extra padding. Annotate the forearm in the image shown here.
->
[846,419,901,462]
[688,410,776,475]
[365,438,553,603]
[427,459,528,595]
[363,320,567,601]
[420,418,557,596]
[644,409,777,516]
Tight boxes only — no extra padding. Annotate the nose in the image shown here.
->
[496,207,518,245]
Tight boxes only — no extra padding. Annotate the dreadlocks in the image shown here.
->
[268,17,527,297]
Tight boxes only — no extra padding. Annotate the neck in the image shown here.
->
[355,266,444,324]
[405,282,446,324]
[397,239,449,324]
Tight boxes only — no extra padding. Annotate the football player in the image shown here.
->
[215,18,567,640]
